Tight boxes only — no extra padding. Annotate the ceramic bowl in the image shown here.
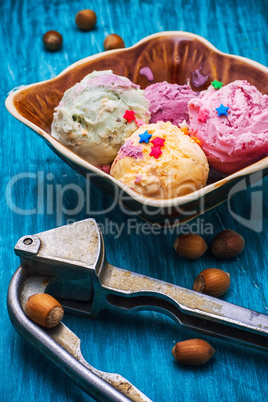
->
[5,31,268,226]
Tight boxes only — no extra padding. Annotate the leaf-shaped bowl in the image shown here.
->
[5,31,268,226]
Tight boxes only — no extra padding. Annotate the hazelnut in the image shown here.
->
[25,293,64,328]
[174,233,208,259]
[103,34,125,51]
[193,268,230,297]
[75,9,97,31]
[172,339,215,366]
[43,30,63,51]
[211,229,245,259]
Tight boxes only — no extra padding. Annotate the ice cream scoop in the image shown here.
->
[110,122,209,199]
[144,82,198,125]
[51,70,150,166]
[188,80,268,174]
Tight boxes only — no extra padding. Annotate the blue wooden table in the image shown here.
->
[1,0,268,401]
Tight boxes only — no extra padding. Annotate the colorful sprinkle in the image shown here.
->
[211,80,223,89]
[179,120,188,130]
[139,67,154,82]
[150,145,162,159]
[135,175,142,183]
[179,120,189,135]
[151,137,165,147]
[215,104,229,116]
[191,64,210,88]
[191,137,202,146]
[139,131,152,143]
[180,127,189,135]
[198,108,209,122]
[136,118,146,127]
[123,110,136,122]
[98,164,111,174]
[119,140,143,159]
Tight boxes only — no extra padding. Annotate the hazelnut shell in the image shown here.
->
[25,293,64,328]
[43,30,63,51]
[75,9,97,31]
[193,268,230,297]
[172,339,215,365]
[211,229,245,259]
[103,34,125,50]
[174,233,208,260]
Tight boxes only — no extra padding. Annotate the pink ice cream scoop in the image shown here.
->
[188,80,268,174]
[144,82,198,125]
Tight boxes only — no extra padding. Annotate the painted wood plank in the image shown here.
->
[1,0,268,401]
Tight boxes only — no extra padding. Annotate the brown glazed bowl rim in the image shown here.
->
[5,31,268,209]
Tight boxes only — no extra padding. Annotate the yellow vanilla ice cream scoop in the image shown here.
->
[110,122,209,199]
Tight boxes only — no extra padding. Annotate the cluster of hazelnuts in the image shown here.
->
[173,229,245,298]
[43,9,125,52]
[171,229,245,365]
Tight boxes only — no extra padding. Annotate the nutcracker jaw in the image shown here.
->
[9,219,153,401]
[14,218,104,306]
[7,267,152,402]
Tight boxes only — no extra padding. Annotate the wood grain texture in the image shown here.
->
[1,0,268,401]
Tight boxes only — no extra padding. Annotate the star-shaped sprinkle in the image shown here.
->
[139,130,152,143]
[215,104,229,116]
[211,80,223,89]
[198,108,209,122]
[151,137,165,147]
[179,120,189,135]
[123,110,136,122]
[136,118,145,127]
[179,119,188,130]
[149,145,162,159]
